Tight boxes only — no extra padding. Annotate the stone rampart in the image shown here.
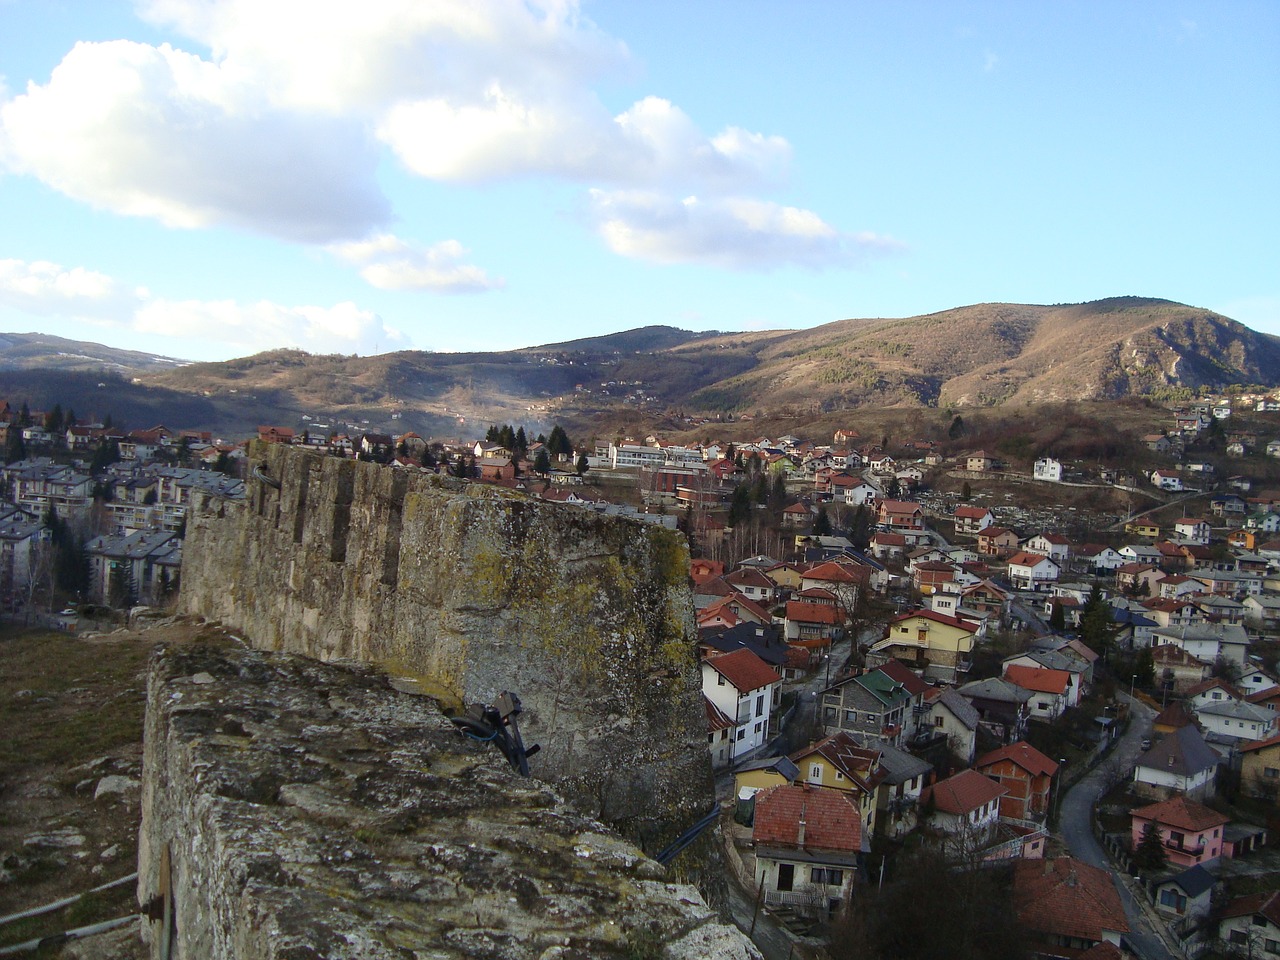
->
[179,444,711,839]
[139,644,759,960]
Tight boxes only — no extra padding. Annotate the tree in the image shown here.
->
[89,439,120,474]
[4,429,25,464]
[44,403,64,434]
[1079,584,1118,663]
[728,483,752,527]
[1048,599,1066,631]
[1133,822,1168,872]
[813,504,832,536]
[961,481,972,501]
[575,451,589,476]
[948,415,966,440]
[514,426,528,457]
[534,448,551,475]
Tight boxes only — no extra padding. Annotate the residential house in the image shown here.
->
[705,697,736,769]
[781,501,813,528]
[724,566,778,606]
[1132,725,1219,801]
[1013,858,1129,958]
[977,741,1060,821]
[1217,890,1280,956]
[869,530,908,562]
[1141,598,1204,629]
[919,686,980,762]
[1003,664,1072,721]
[783,600,843,661]
[966,451,996,472]
[1074,544,1126,576]
[700,649,782,762]
[919,769,1005,850]
[878,499,925,532]
[1151,644,1213,694]
[86,529,182,606]
[752,784,862,917]
[1244,594,1280,632]
[977,526,1020,558]
[1195,700,1277,744]
[1145,434,1173,454]
[1174,518,1212,545]
[954,505,995,535]
[1130,795,1228,869]
[842,732,933,838]
[956,677,1033,744]
[819,671,912,746]
[1152,864,1216,923]
[1026,533,1072,566]
[1006,552,1061,591]
[961,578,1012,620]
[790,732,886,840]
[913,560,959,596]
[1152,470,1184,492]
[1152,623,1251,670]
[873,659,933,741]
[1238,733,1280,803]
[733,755,799,799]
[1033,457,1063,482]
[865,609,980,684]
[841,480,880,507]
[1004,650,1085,707]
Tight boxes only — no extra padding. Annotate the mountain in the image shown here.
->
[4,298,1278,437]
[0,332,189,374]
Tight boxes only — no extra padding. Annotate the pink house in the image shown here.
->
[1130,795,1229,868]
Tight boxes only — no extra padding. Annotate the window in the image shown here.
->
[835,771,845,781]
[754,722,762,734]
[1255,915,1269,927]
[810,867,844,886]
[810,764,823,782]
[717,674,725,686]
[935,715,945,727]
[1230,929,1247,944]
[1264,767,1279,779]
[845,710,857,724]
[1160,889,1188,913]
[1266,939,1280,954]
[756,695,764,717]
[736,729,746,741]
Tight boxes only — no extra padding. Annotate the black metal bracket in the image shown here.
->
[448,691,540,776]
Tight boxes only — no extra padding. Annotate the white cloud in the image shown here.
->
[0,257,402,355]
[134,298,405,354]
[329,234,504,293]
[587,190,902,270]
[0,258,136,316]
[0,39,388,242]
[0,1,875,272]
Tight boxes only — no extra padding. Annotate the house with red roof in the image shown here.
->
[724,566,778,606]
[977,741,1060,821]
[704,696,736,769]
[1006,551,1061,591]
[751,783,862,917]
[689,558,724,586]
[866,609,981,684]
[1014,857,1128,957]
[700,648,782,762]
[1003,664,1072,720]
[977,526,1020,558]
[790,732,887,839]
[920,769,1006,848]
[953,504,995,535]
[1130,794,1228,868]
[783,601,842,661]
[1218,890,1280,954]
[877,499,925,531]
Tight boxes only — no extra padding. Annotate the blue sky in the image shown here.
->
[0,1,1276,363]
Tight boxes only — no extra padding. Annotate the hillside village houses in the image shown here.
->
[11,392,1280,946]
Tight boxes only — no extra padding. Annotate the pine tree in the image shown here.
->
[1134,822,1168,871]
[534,448,551,475]
[813,505,832,536]
[575,452,589,476]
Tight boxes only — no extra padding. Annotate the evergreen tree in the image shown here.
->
[4,429,25,464]
[728,484,752,527]
[1048,599,1066,631]
[44,403,64,433]
[813,504,832,536]
[1079,584,1118,662]
[961,481,972,501]
[486,425,500,444]
[514,426,528,457]
[499,424,515,451]
[534,448,551,474]
[19,402,30,426]
[213,451,233,475]
[1133,822,1168,871]
[575,452,589,476]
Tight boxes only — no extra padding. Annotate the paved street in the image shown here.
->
[1058,694,1174,960]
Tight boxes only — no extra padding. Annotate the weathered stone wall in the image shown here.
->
[139,644,759,960]
[179,444,711,839]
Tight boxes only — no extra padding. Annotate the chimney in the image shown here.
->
[797,802,807,846]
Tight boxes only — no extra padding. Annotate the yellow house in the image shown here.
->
[1125,520,1161,539]
[734,756,799,799]
[865,610,979,684]
[1240,733,1280,803]
[763,563,805,592]
[789,732,885,838]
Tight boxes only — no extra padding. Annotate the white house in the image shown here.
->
[1025,533,1071,566]
[701,649,782,762]
[1174,518,1212,545]
[1152,470,1184,492]
[1006,552,1061,591]
[842,480,880,506]
[1196,701,1277,743]
[1033,458,1063,483]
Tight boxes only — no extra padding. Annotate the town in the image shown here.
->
[5,389,1280,960]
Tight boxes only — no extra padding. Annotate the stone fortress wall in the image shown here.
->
[177,442,714,841]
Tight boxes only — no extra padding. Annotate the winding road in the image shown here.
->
[1057,694,1175,960]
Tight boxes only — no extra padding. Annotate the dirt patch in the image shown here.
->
[0,616,231,957]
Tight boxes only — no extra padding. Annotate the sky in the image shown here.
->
[0,1,1276,363]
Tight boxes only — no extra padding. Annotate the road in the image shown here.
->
[1057,694,1174,960]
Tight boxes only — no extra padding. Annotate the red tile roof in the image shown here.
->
[752,783,862,854]
[704,695,734,733]
[889,609,978,632]
[803,561,865,585]
[790,731,886,792]
[873,659,931,697]
[920,769,1005,815]
[1004,664,1071,695]
[978,740,1060,778]
[785,601,842,625]
[1131,794,1229,832]
[1006,551,1053,567]
[704,648,781,694]
[1014,857,1129,944]
[1220,890,1280,926]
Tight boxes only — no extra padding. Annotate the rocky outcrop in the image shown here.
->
[179,443,710,840]
[139,643,758,960]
